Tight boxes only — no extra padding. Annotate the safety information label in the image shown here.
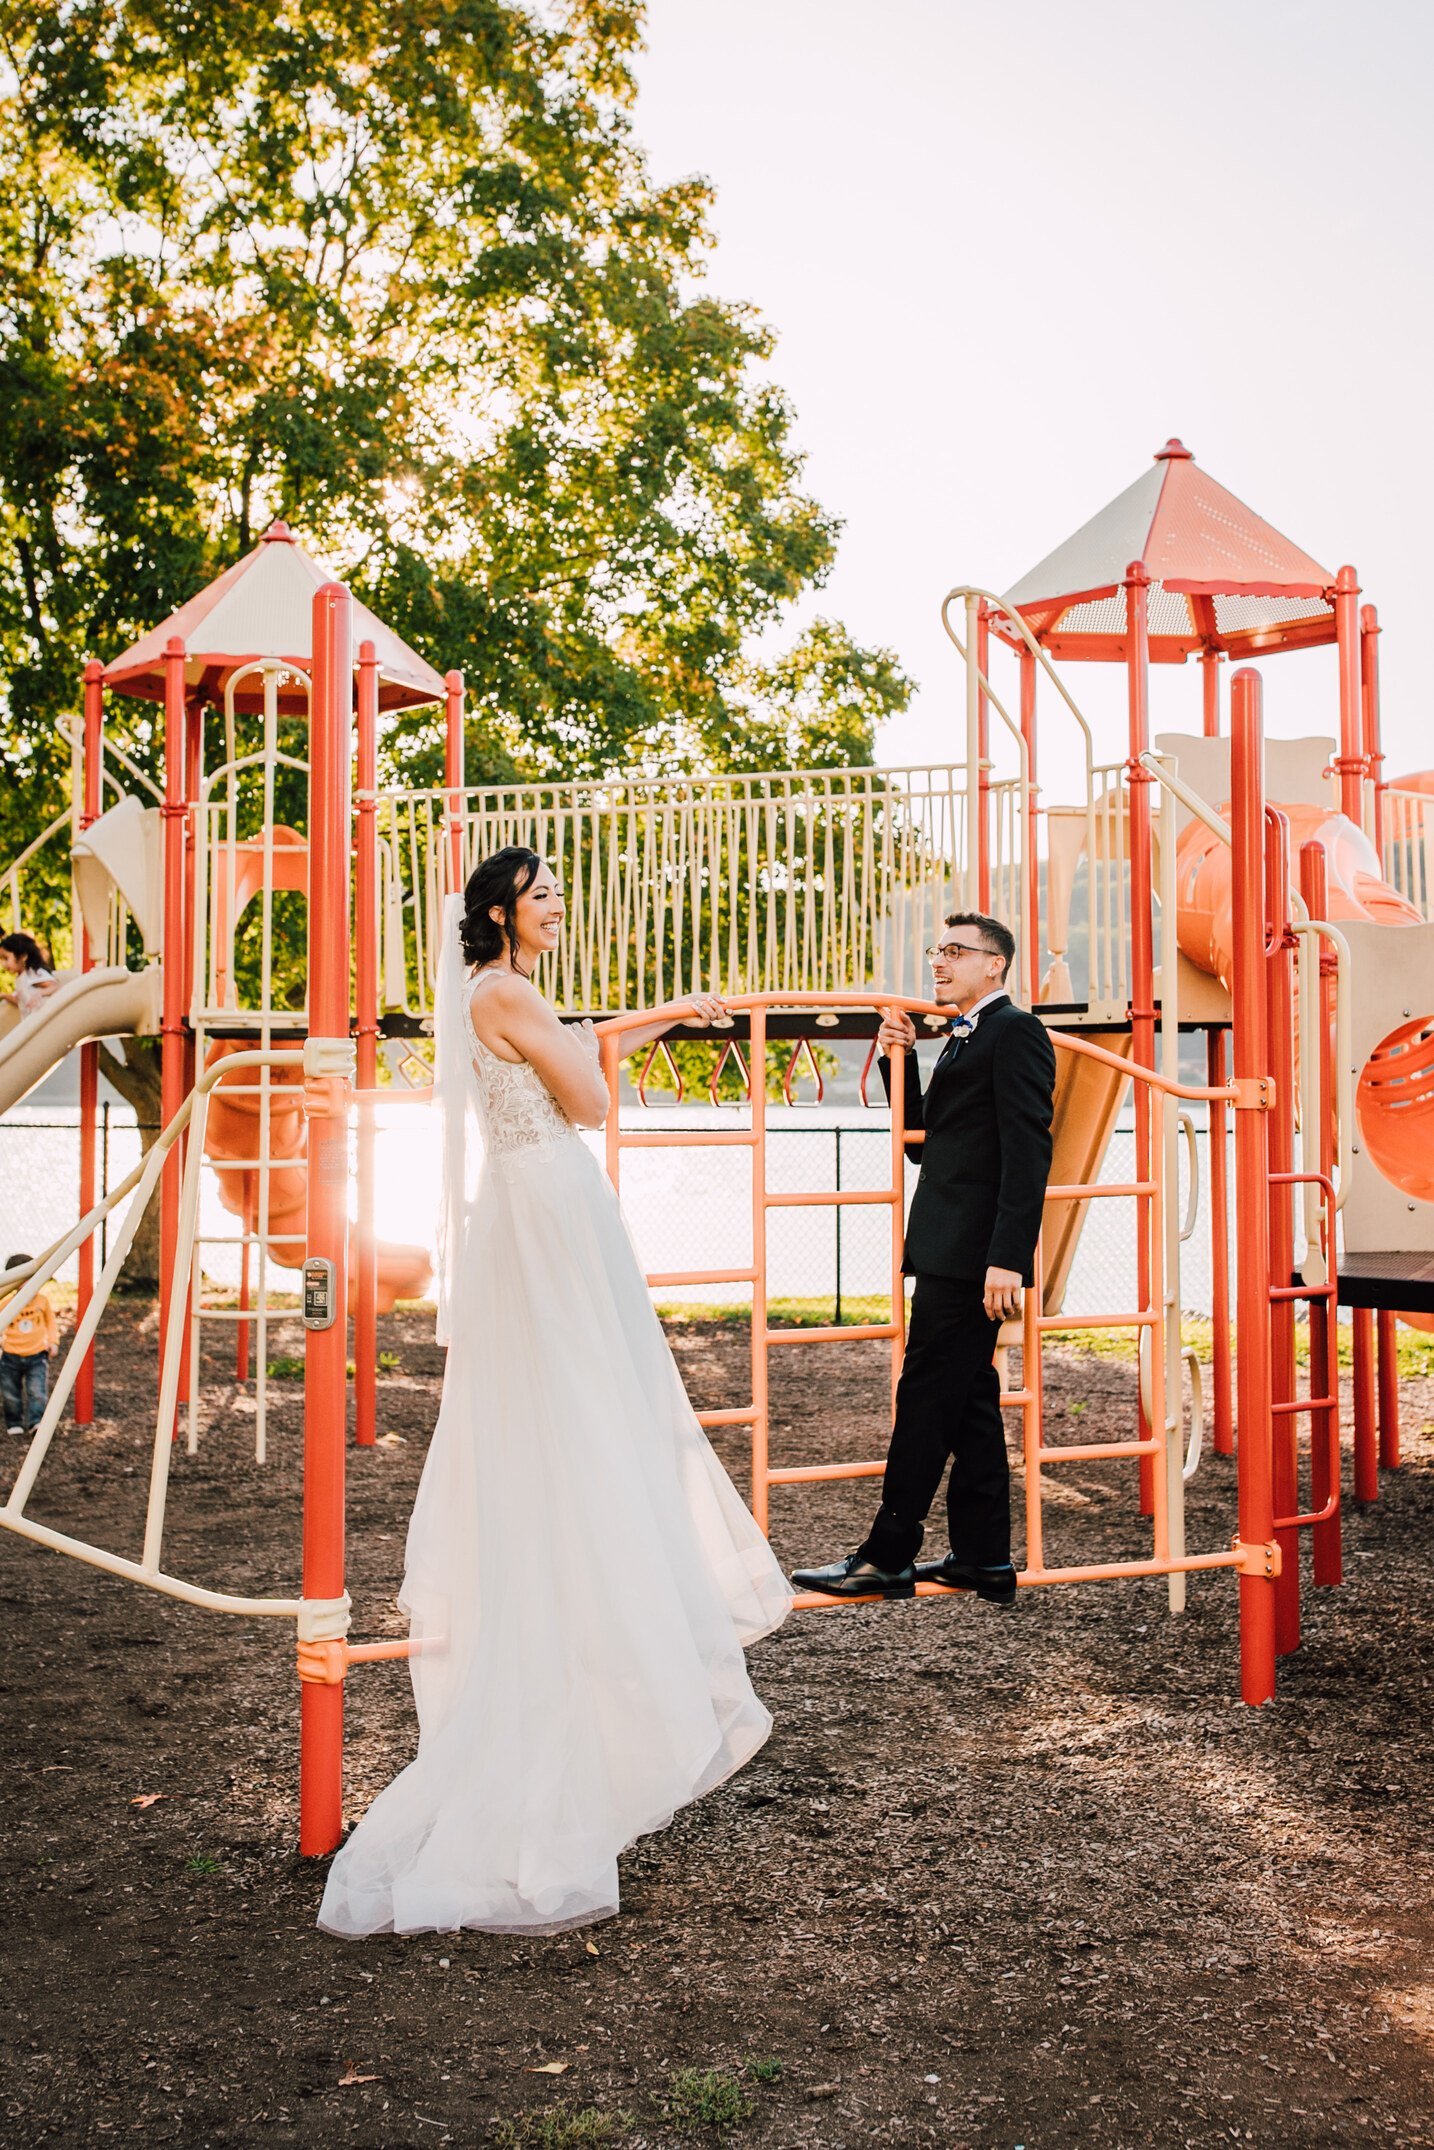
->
[303,1257,337,1331]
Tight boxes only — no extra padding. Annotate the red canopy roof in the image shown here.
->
[103,523,448,713]
[997,441,1337,664]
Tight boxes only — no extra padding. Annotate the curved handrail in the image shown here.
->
[1,806,71,892]
[2,1049,309,1619]
[594,991,1259,1108]
[1182,1347,1205,1482]
[1177,1111,1200,1241]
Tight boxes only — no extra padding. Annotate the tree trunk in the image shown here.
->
[96,1038,165,1296]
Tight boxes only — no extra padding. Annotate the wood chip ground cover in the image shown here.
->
[1,1305,1430,2146]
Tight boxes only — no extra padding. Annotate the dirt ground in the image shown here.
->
[1,1301,1431,2149]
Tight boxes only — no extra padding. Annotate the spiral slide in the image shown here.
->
[203,1043,430,1312]
[1171,763,1434,1331]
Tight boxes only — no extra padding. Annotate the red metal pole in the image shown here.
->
[354,640,380,1449]
[1207,1027,1233,1456]
[1301,840,1342,1586]
[1230,668,1277,1705]
[444,670,465,892]
[1020,645,1039,1001]
[300,583,354,1857]
[976,605,991,912]
[1376,1310,1400,1471]
[178,691,202,1411]
[158,638,189,1405]
[1202,644,1230,1453]
[1352,1310,1377,1502]
[1200,648,1222,738]
[75,661,104,1427]
[1264,810,1299,1654]
[1124,564,1156,1514]
[1361,605,1384,857]
[1333,566,1364,828]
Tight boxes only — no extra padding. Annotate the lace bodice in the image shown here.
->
[461,971,589,1167]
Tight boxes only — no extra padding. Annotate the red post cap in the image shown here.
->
[262,520,295,543]
[1154,438,1194,461]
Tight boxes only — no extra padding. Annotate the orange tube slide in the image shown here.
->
[203,1042,431,1312]
[1175,792,1433,1334]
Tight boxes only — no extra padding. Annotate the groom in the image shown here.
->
[793,913,1056,1607]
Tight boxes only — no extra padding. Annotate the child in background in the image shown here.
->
[2,1254,58,1435]
[0,932,60,1018]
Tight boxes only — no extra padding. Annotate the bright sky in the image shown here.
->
[633,0,1434,805]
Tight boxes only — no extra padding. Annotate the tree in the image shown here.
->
[0,0,911,903]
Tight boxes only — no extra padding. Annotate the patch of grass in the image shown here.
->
[655,1296,892,1329]
[185,1855,221,1876]
[265,1354,305,1379]
[377,1350,401,1373]
[743,2057,782,2085]
[492,2108,632,2149]
[659,2067,754,2137]
[1056,1317,1434,1378]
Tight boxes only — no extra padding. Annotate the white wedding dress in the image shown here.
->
[318,965,791,1939]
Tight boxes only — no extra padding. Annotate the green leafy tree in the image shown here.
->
[0,0,911,920]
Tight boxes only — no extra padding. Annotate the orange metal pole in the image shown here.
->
[1264,810,1299,1655]
[299,583,354,1858]
[888,1037,910,1413]
[354,641,380,1449]
[179,692,203,1413]
[1333,566,1364,828]
[750,1004,770,1533]
[1230,669,1277,1705]
[976,604,991,911]
[1361,604,1384,859]
[1376,1310,1400,1471]
[158,638,188,1412]
[1200,648,1222,738]
[1352,1309,1377,1502]
[75,661,104,1427]
[1207,1028,1234,1456]
[1300,840,1342,1586]
[444,670,465,891]
[1124,564,1156,1514]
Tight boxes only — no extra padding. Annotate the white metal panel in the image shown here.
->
[1002,462,1165,613]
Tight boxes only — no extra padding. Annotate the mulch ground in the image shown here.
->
[1,1301,1431,2149]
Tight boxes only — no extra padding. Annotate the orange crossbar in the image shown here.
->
[766,1188,895,1208]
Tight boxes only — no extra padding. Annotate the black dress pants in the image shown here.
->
[859,1273,1008,1569]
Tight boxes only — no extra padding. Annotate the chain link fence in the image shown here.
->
[4,1102,1234,1321]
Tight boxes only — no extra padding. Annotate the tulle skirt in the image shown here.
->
[317,1134,791,1938]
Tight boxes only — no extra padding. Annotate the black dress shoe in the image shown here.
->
[913,1557,1018,1605]
[791,1552,916,1601]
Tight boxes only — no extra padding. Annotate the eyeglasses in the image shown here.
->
[924,941,992,964]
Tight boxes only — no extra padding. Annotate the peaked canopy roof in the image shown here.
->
[103,523,448,713]
[996,441,1337,664]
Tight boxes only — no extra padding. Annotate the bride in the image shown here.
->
[318,847,791,1938]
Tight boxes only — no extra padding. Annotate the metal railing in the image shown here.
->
[374,765,1003,1018]
[1382,786,1434,919]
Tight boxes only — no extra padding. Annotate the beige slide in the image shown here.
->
[0,966,162,1116]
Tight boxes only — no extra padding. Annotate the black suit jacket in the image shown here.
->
[880,997,1057,1287]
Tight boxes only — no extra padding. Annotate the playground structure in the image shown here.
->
[0,445,1432,1856]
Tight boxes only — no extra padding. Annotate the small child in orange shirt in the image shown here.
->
[2,1253,59,1435]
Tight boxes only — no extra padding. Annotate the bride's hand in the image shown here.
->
[678,994,733,1030]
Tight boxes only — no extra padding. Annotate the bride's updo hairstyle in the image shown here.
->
[460,846,542,969]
